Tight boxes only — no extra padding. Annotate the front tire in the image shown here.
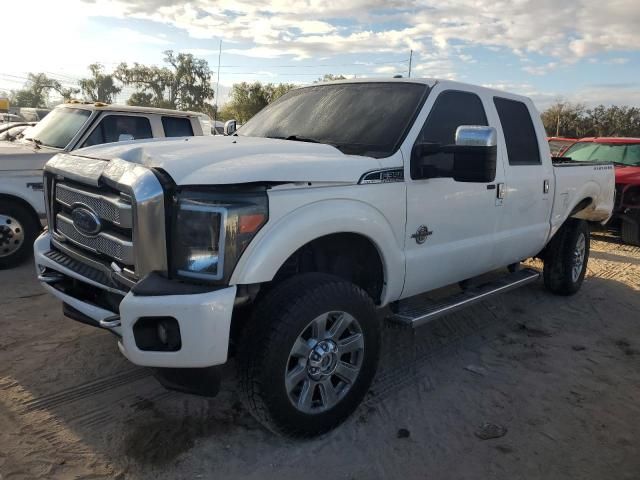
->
[0,201,39,270]
[543,219,590,296]
[238,273,381,437]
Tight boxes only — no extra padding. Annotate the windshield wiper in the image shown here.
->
[27,137,42,149]
[267,135,324,144]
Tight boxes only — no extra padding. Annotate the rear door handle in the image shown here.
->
[497,183,506,199]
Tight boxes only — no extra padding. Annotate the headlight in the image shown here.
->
[172,187,268,283]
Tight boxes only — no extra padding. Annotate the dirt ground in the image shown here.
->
[0,234,639,480]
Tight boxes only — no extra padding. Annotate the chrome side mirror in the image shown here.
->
[224,119,237,136]
[455,125,497,147]
[452,125,497,183]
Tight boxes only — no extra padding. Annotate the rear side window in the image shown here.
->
[494,97,541,165]
[83,115,153,147]
[413,90,488,178]
[162,116,194,137]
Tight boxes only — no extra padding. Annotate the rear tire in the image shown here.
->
[238,273,381,437]
[543,219,590,296]
[621,212,640,246]
[0,201,39,270]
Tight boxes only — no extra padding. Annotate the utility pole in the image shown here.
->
[408,50,413,78]
[214,40,222,129]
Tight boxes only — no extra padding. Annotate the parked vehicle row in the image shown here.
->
[560,137,640,245]
[32,79,615,436]
[0,102,210,268]
[548,136,577,156]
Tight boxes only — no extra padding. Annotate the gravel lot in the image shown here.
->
[1,235,639,480]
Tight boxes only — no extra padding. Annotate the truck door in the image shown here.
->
[402,88,506,299]
[491,97,553,265]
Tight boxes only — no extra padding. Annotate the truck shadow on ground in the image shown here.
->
[1,244,639,479]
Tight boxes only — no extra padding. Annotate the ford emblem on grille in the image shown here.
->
[71,206,102,236]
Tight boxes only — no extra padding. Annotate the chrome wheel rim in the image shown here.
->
[572,233,586,282]
[0,214,25,258]
[285,311,365,414]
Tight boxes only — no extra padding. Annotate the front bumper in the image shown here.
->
[34,232,236,368]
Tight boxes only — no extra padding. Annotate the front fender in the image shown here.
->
[229,198,405,305]
[0,170,45,221]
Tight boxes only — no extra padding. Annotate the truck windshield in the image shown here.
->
[563,142,640,166]
[238,82,429,158]
[24,108,91,149]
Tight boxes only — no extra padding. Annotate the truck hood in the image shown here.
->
[0,141,59,171]
[74,135,383,185]
[615,165,640,185]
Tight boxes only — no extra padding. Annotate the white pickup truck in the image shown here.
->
[34,79,615,436]
[0,103,209,268]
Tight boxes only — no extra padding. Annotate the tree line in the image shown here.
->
[6,57,638,138]
[3,52,347,124]
[541,101,640,138]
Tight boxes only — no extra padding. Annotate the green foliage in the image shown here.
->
[79,63,122,103]
[315,74,347,83]
[9,73,79,107]
[542,101,640,137]
[221,81,296,123]
[115,50,215,114]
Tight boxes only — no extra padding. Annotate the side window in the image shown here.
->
[83,115,153,147]
[493,97,541,165]
[162,116,194,137]
[413,90,488,179]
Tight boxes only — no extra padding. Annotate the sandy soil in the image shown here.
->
[0,234,639,480]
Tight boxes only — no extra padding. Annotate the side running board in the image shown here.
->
[388,268,540,328]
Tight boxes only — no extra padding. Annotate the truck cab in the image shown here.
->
[33,79,615,436]
[0,102,209,268]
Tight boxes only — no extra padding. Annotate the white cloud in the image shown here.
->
[522,62,559,76]
[68,0,638,80]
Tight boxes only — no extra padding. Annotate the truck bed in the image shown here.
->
[550,161,616,236]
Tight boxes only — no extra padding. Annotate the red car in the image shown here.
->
[562,137,640,245]
[548,137,577,156]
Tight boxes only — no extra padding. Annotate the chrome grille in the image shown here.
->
[51,180,135,268]
[55,183,131,228]
[56,213,134,265]
[44,155,168,279]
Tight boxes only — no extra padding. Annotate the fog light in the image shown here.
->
[133,316,181,352]
[157,321,169,345]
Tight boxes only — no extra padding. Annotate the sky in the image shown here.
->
[2,0,639,110]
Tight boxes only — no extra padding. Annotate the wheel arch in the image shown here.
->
[0,193,42,229]
[230,199,405,306]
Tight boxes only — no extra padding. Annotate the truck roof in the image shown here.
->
[300,77,534,104]
[56,102,204,118]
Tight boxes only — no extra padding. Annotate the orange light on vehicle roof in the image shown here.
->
[239,214,266,234]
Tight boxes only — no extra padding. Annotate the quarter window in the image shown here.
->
[413,90,488,179]
[494,97,541,165]
[83,115,153,147]
[162,116,194,137]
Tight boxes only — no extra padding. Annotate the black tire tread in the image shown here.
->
[621,212,640,246]
[543,219,589,296]
[238,273,379,437]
